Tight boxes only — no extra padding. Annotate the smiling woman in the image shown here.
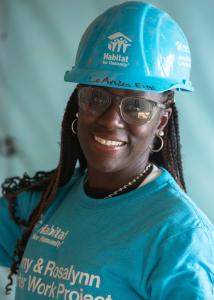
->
[77,85,172,192]
[0,1,214,300]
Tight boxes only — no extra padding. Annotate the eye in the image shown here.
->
[123,98,151,112]
[121,97,153,123]
[90,90,111,108]
[92,93,108,106]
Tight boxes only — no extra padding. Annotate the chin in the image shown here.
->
[87,159,123,174]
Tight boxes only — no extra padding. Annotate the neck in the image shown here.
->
[86,158,150,192]
[84,161,153,199]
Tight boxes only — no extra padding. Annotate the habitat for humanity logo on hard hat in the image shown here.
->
[103,32,132,68]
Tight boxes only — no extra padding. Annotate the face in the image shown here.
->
[77,85,172,176]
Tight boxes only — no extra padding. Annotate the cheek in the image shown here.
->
[128,122,157,149]
[77,111,95,134]
[78,110,95,125]
[77,113,97,156]
[77,116,89,142]
[77,114,88,148]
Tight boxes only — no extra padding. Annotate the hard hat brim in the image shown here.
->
[64,68,194,93]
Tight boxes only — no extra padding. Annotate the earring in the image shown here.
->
[71,113,78,135]
[149,131,164,153]
[159,130,164,137]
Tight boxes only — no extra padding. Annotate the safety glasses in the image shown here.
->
[77,86,168,125]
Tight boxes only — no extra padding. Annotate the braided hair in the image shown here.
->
[1,87,186,294]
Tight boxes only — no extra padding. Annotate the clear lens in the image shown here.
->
[78,87,111,115]
[121,97,154,125]
[78,87,155,125]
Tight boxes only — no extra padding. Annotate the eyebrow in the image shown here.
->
[102,87,170,102]
[101,86,151,97]
[78,84,171,102]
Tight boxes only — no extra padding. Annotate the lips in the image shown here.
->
[94,135,126,147]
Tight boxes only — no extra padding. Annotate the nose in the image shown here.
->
[96,99,125,130]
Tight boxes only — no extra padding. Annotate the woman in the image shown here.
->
[1,2,214,299]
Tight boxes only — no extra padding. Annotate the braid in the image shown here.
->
[2,88,81,295]
[150,92,187,192]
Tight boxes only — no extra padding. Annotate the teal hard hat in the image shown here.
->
[64,1,193,92]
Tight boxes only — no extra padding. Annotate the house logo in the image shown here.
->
[103,32,132,68]
[107,32,132,53]
[32,216,70,248]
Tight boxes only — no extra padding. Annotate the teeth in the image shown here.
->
[94,136,124,146]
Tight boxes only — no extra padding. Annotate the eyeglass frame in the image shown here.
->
[77,84,174,125]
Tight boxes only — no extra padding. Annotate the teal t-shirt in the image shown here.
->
[0,167,214,299]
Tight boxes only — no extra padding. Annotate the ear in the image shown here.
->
[156,108,172,133]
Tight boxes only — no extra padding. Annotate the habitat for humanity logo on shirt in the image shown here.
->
[31,215,70,248]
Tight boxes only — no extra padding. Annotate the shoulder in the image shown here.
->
[0,168,83,221]
[0,190,42,223]
[162,168,213,229]
[137,166,214,240]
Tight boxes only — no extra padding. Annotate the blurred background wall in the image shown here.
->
[0,0,214,298]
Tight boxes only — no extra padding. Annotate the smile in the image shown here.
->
[94,135,126,147]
